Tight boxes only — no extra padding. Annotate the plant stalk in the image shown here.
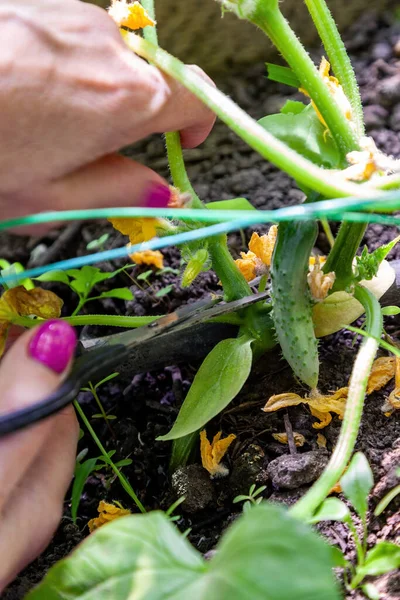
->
[303,0,364,137]
[323,222,366,290]
[124,33,369,200]
[290,286,382,520]
[253,7,359,157]
[73,400,146,513]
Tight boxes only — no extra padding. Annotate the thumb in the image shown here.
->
[0,320,77,512]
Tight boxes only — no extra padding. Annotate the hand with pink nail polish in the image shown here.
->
[0,0,215,225]
[0,321,79,591]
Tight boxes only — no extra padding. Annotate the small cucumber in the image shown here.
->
[270,220,319,388]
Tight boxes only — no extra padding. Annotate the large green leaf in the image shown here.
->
[206,198,255,211]
[158,336,253,441]
[27,504,340,600]
[340,452,373,520]
[259,103,341,168]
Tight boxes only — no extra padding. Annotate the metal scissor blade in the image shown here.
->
[0,292,269,436]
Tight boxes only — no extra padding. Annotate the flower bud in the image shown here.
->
[181,249,210,288]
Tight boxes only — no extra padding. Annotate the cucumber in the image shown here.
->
[270,220,319,388]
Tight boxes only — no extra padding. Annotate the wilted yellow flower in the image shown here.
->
[316,433,327,448]
[263,387,348,429]
[0,286,63,357]
[367,356,396,395]
[109,217,164,244]
[248,227,277,267]
[300,57,353,129]
[130,249,164,269]
[309,256,327,268]
[235,251,259,282]
[168,186,192,209]
[108,0,155,29]
[272,432,306,447]
[385,356,400,412]
[200,429,236,478]
[234,226,278,282]
[88,500,131,533]
[307,256,335,301]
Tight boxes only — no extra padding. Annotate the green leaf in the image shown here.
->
[99,288,134,301]
[155,284,173,298]
[27,504,340,600]
[266,63,301,88]
[35,270,70,285]
[137,269,153,281]
[2,262,35,290]
[381,305,400,316]
[114,459,133,468]
[206,198,255,211]
[158,336,253,440]
[259,104,341,168]
[340,452,374,520]
[71,457,99,523]
[308,497,350,524]
[86,233,110,250]
[356,236,400,282]
[330,546,349,569]
[95,372,120,388]
[356,542,400,580]
[280,100,307,115]
[361,583,380,600]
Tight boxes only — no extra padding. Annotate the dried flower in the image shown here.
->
[316,433,327,448]
[307,256,335,301]
[366,356,396,395]
[88,500,131,533]
[234,226,278,282]
[168,187,192,209]
[263,387,348,429]
[200,429,236,478]
[0,287,63,357]
[272,432,306,447]
[130,249,164,270]
[108,0,155,30]
[300,57,353,129]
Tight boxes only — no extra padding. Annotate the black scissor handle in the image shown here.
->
[0,343,129,437]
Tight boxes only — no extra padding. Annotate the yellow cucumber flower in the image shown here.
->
[200,429,236,478]
[88,501,131,533]
[130,249,164,269]
[108,1,155,30]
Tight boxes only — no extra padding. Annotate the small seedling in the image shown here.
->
[86,233,110,252]
[233,483,267,513]
[35,265,133,315]
[310,452,400,592]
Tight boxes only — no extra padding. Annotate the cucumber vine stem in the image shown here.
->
[140,1,251,302]
[124,33,370,200]
[290,286,382,520]
[13,314,160,329]
[252,6,359,157]
[323,222,366,291]
[303,0,364,137]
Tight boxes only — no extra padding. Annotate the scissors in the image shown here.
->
[0,291,270,437]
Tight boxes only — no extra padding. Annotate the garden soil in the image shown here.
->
[3,10,400,600]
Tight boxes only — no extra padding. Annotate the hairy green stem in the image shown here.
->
[290,286,382,520]
[303,0,364,137]
[73,400,146,513]
[323,222,366,290]
[13,314,160,329]
[125,33,368,200]
[254,7,359,157]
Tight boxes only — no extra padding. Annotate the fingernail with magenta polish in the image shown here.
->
[29,320,77,374]
[143,183,171,208]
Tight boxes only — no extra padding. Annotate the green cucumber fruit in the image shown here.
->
[270,220,319,388]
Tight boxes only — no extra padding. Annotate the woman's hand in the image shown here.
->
[0,0,215,220]
[0,321,79,592]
